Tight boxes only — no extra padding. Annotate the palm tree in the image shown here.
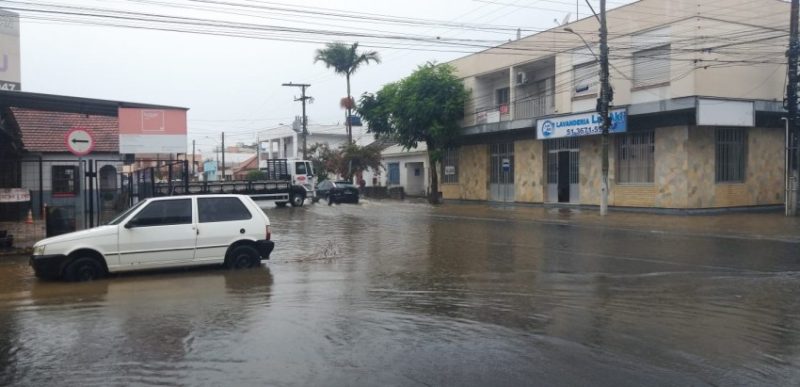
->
[314,42,381,144]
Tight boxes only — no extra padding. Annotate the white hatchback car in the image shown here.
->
[30,194,274,281]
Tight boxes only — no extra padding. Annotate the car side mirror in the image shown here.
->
[124,221,136,229]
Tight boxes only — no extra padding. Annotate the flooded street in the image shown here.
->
[2,201,800,386]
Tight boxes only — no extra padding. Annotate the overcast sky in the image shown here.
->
[12,0,635,152]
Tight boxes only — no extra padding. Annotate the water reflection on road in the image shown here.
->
[1,201,799,386]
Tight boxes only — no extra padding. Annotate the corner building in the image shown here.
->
[441,0,788,210]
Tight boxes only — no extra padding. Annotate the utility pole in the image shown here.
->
[282,82,312,160]
[191,139,196,179]
[255,134,260,170]
[598,0,612,216]
[788,0,800,216]
[221,132,226,182]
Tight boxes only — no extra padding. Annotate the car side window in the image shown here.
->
[319,181,330,190]
[198,197,253,223]
[296,162,307,175]
[129,199,192,227]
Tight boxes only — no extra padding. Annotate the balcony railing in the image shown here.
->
[513,97,551,120]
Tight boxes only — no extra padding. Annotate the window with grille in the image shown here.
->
[633,45,670,88]
[441,148,459,184]
[616,131,655,184]
[52,166,79,196]
[387,162,400,185]
[715,128,747,183]
[573,61,598,96]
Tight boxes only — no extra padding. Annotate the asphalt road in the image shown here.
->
[1,200,799,386]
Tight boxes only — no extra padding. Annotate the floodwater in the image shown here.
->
[1,201,800,386]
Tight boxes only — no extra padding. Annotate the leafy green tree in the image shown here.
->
[308,143,341,182]
[357,62,469,204]
[314,42,381,144]
[339,143,383,183]
[309,142,382,183]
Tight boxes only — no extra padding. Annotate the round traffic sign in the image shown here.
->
[65,127,96,156]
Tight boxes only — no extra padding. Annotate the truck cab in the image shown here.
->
[291,159,316,194]
[258,158,316,207]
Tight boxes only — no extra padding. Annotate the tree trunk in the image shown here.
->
[427,142,440,205]
[346,73,352,144]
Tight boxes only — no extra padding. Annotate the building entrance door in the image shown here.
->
[557,151,570,202]
[489,143,515,202]
[546,138,580,203]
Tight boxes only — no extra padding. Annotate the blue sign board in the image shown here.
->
[536,108,627,139]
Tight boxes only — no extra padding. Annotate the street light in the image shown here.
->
[564,27,598,60]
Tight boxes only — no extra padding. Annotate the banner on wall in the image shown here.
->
[118,108,188,154]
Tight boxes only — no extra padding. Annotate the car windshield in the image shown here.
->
[106,200,147,225]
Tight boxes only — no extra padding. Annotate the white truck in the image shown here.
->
[153,159,316,207]
[258,159,317,207]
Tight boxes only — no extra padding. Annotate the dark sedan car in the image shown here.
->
[316,180,360,205]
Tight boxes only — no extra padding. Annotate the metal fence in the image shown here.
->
[0,157,128,248]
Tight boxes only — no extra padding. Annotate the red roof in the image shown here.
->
[11,107,119,153]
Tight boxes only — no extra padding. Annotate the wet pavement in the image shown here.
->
[1,201,800,386]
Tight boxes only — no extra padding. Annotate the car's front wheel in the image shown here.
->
[63,257,104,282]
[226,245,260,269]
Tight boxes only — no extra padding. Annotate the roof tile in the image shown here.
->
[11,107,119,153]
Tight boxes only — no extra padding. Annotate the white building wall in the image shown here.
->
[382,153,429,196]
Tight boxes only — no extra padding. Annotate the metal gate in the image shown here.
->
[545,138,580,203]
[489,143,515,202]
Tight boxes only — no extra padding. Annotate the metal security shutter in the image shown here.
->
[633,45,670,88]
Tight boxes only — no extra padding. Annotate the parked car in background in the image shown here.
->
[315,180,360,205]
[30,194,274,282]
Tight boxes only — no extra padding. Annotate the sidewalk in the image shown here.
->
[435,203,800,243]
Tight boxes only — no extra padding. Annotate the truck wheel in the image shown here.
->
[63,257,104,282]
[290,192,305,207]
[226,245,259,269]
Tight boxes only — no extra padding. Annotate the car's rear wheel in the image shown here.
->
[328,195,336,206]
[63,257,104,282]
[226,245,259,269]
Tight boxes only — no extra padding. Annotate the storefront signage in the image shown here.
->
[119,107,188,154]
[444,165,456,176]
[0,10,21,91]
[536,108,627,139]
[0,188,30,203]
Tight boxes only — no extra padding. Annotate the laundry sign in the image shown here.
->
[0,188,30,203]
[536,108,627,139]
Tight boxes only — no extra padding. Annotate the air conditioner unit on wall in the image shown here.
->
[516,72,528,86]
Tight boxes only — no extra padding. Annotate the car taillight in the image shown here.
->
[266,225,271,241]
